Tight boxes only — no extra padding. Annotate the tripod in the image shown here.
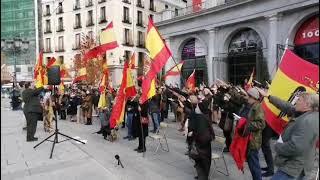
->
[34,86,85,158]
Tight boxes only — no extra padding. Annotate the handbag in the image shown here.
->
[141,117,149,124]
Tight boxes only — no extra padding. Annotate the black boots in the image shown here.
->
[85,118,92,125]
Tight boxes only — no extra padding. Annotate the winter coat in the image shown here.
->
[246,103,265,150]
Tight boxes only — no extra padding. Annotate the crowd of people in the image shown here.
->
[15,78,319,180]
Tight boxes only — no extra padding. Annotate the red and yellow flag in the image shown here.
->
[34,50,46,88]
[109,61,130,128]
[46,57,61,69]
[163,61,184,80]
[140,17,173,103]
[73,67,87,83]
[244,68,255,91]
[262,49,319,134]
[83,21,118,61]
[186,69,196,91]
[126,53,137,98]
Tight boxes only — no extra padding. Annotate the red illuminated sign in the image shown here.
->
[294,15,319,46]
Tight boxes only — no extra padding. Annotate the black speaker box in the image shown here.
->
[47,66,61,85]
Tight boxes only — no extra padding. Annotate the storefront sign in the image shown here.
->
[294,16,319,46]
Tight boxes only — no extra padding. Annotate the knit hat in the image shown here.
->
[247,87,260,100]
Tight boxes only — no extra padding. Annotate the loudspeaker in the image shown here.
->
[47,66,61,85]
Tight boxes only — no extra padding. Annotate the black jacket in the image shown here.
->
[22,87,44,113]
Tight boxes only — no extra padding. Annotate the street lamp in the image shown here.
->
[1,38,29,88]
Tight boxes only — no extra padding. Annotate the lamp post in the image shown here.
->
[1,38,29,88]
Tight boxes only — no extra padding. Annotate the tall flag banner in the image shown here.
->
[140,17,173,103]
[109,61,130,128]
[186,69,196,91]
[126,53,137,97]
[73,67,87,83]
[99,73,107,93]
[58,81,64,94]
[162,60,184,79]
[244,68,255,91]
[83,21,119,61]
[262,49,319,134]
[34,50,45,88]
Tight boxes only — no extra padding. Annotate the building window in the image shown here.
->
[165,4,168,9]
[59,56,64,64]
[175,8,178,16]
[138,52,144,76]
[57,17,64,31]
[86,0,93,7]
[123,28,132,45]
[74,13,81,29]
[57,2,63,14]
[75,33,80,49]
[16,67,21,72]
[58,36,64,51]
[137,31,144,47]
[45,20,51,33]
[98,0,106,3]
[88,31,94,40]
[123,7,130,23]
[86,10,94,26]
[149,14,153,21]
[74,0,81,10]
[137,0,144,8]
[45,38,51,52]
[137,11,143,26]
[100,6,106,23]
[28,67,33,72]
[124,50,131,61]
[45,5,50,16]
[149,0,155,11]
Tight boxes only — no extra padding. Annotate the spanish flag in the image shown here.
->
[83,21,118,61]
[109,61,130,128]
[262,49,319,134]
[73,67,87,83]
[244,68,255,91]
[186,69,196,91]
[34,50,45,88]
[140,17,173,103]
[163,61,184,79]
[126,53,137,97]
[99,72,107,93]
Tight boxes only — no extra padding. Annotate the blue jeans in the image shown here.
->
[271,170,306,180]
[126,112,134,137]
[151,112,160,131]
[247,149,262,180]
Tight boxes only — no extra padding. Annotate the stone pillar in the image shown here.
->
[267,13,281,78]
[207,28,218,85]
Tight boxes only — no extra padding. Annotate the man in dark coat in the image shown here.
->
[22,82,44,142]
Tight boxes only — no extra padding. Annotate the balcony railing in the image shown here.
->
[72,45,80,50]
[43,11,51,16]
[136,42,145,48]
[122,17,131,24]
[74,24,82,29]
[55,47,65,52]
[136,22,144,27]
[56,7,63,14]
[122,40,134,47]
[73,5,81,10]
[98,0,106,4]
[44,48,52,53]
[149,5,156,12]
[86,21,94,27]
[99,18,107,24]
[44,29,52,34]
[56,26,65,32]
